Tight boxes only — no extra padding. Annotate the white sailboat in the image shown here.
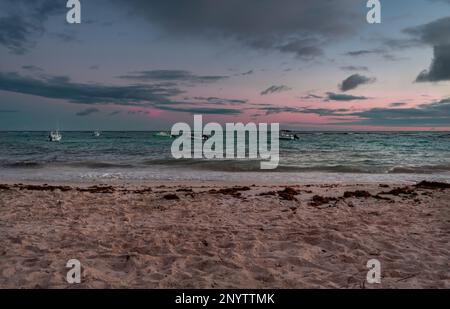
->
[48,130,62,142]
[93,130,101,137]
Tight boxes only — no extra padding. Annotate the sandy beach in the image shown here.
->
[0,180,449,289]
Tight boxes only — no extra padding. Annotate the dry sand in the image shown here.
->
[0,181,449,288]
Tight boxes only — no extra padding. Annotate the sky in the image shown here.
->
[0,0,449,131]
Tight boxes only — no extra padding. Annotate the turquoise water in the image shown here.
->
[1,131,449,183]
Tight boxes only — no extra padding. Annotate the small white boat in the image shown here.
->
[280,130,299,141]
[154,131,172,138]
[93,130,101,137]
[49,131,62,142]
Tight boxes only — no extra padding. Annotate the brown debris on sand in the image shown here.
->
[343,190,372,198]
[130,187,153,194]
[277,187,300,201]
[258,191,277,196]
[77,186,115,194]
[209,186,251,197]
[13,184,73,192]
[310,195,338,206]
[258,187,300,201]
[0,184,11,191]
[415,181,450,190]
[163,194,180,200]
[380,186,417,197]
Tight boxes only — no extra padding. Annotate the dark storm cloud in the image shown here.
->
[403,17,450,82]
[339,74,376,92]
[260,85,291,96]
[116,0,361,59]
[326,92,368,101]
[119,70,228,84]
[340,66,369,72]
[403,17,450,46]
[76,108,100,117]
[0,0,63,54]
[415,45,450,82]
[0,72,183,106]
[335,98,450,126]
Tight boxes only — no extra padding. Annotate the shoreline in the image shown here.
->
[1,180,449,288]
[1,169,450,187]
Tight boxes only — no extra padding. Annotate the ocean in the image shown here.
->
[1,131,450,184]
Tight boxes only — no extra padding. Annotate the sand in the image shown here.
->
[0,181,449,289]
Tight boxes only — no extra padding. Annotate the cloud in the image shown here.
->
[260,85,291,96]
[0,71,249,116]
[259,106,302,115]
[0,16,40,54]
[403,17,450,46]
[116,0,361,59]
[127,110,149,115]
[403,17,450,82]
[190,97,247,105]
[389,102,407,107]
[156,105,241,115]
[0,0,64,54]
[241,70,254,76]
[339,74,376,92]
[415,45,450,82]
[299,108,350,116]
[340,66,369,72]
[119,70,228,84]
[299,94,324,100]
[337,98,450,126]
[76,108,100,117]
[22,65,44,72]
[277,38,324,59]
[344,48,404,62]
[326,92,368,101]
[344,49,383,56]
[0,72,183,106]
[258,105,349,116]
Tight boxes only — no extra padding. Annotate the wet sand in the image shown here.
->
[0,181,449,288]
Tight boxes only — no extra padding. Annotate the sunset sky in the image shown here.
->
[0,0,449,131]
